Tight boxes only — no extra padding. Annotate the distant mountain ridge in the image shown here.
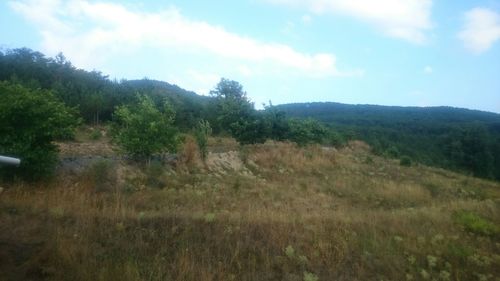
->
[276,102,500,180]
[275,102,500,125]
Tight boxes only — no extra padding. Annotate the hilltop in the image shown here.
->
[1,131,499,280]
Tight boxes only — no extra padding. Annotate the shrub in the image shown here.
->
[0,81,78,180]
[303,271,319,281]
[178,136,200,173]
[194,120,211,161]
[400,156,412,166]
[111,95,179,160]
[453,210,499,237]
[90,129,102,140]
[85,160,117,192]
[145,160,165,188]
[287,118,328,146]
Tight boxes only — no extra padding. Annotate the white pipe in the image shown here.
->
[0,156,21,166]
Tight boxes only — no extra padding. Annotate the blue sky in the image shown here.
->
[1,0,500,113]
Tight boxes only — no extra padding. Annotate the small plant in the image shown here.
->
[204,212,216,223]
[364,156,374,164]
[86,160,117,192]
[194,120,212,161]
[238,145,250,165]
[285,245,295,258]
[453,210,499,237]
[427,255,438,268]
[90,129,102,140]
[145,160,165,188]
[303,271,319,281]
[400,156,412,166]
[423,183,441,197]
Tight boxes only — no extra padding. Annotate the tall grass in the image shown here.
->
[0,138,499,280]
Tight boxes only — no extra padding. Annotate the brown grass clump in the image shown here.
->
[177,135,203,173]
[249,142,336,179]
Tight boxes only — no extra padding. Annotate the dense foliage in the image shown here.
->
[2,47,499,181]
[0,81,78,180]
[111,95,179,159]
[0,48,208,128]
[277,102,500,180]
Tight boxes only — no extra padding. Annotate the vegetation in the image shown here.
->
[0,81,78,180]
[1,137,499,280]
[111,95,179,160]
[277,102,500,180]
[194,120,212,161]
[1,46,500,280]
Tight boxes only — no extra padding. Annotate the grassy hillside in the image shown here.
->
[1,131,499,281]
[276,102,500,180]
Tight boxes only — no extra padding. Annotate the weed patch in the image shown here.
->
[453,211,499,237]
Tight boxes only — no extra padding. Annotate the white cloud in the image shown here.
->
[301,14,312,24]
[424,66,433,74]
[458,8,500,54]
[265,0,433,43]
[9,0,353,78]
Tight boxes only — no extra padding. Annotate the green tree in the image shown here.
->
[111,95,179,160]
[230,115,268,145]
[263,101,289,141]
[208,78,254,136]
[0,81,78,180]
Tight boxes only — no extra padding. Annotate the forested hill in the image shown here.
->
[0,48,207,129]
[276,102,500,180]
[276,102,500,125]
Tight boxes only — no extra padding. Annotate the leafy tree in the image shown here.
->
[208,78,254,136]
[444,126,494,178]
[0,81,78,180]
[111,95,179,160]
[230,115,268,145]
[263,101,289,141]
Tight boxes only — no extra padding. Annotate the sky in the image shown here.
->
[1,0,500,113]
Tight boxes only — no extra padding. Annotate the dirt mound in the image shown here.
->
[206,151,254,177]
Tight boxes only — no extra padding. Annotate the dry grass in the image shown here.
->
[1,138,499,280]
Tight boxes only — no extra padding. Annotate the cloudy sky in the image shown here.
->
[1,0,500,112]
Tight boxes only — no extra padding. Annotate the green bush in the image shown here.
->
[453,210,499,237]
[286,118,328,146]
[0,81,78,180]
[400,156,412,166]
[90,129,102,140]
[86,160,116,192]
[111,95,179,160]
[145,160,166,188]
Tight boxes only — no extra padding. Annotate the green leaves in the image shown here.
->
[111,94,179,159]
[0,81,79,180]
[194,120,212,161]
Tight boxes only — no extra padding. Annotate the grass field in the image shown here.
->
[1,134,499,281]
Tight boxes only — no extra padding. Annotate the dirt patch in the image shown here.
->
[206,151,254,177]
[56,141,116,157]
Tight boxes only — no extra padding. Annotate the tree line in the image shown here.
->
[2,47,499,181]
[0,48,340,180]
